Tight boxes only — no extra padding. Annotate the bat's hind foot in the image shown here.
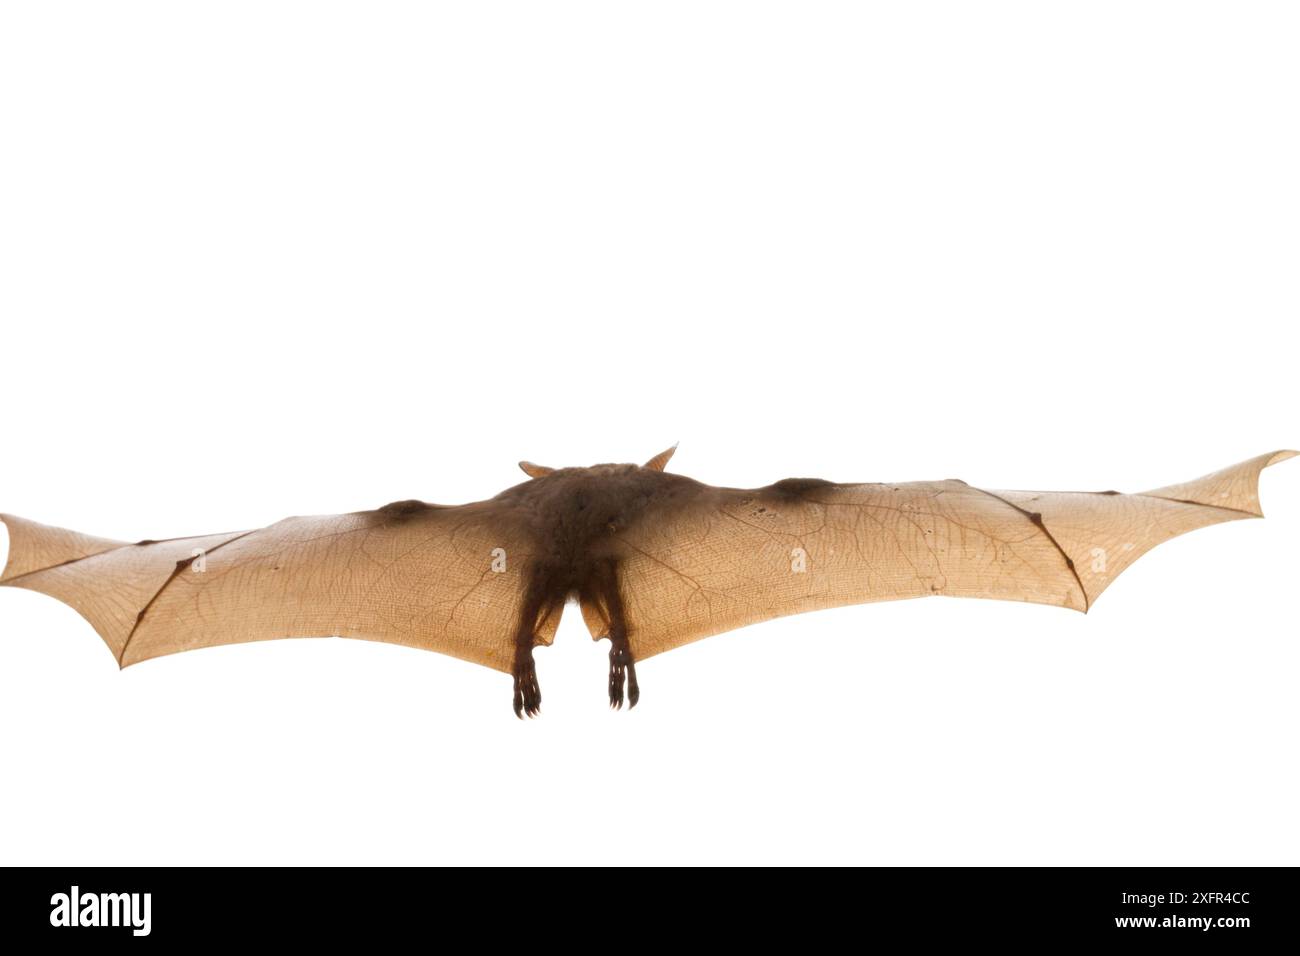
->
[512,650,542,719]
[608,636,639,710]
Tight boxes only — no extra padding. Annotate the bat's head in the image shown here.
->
[518,444,678,479]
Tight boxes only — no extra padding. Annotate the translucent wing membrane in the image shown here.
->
[595,451,1296,660]
[2,502,548,672]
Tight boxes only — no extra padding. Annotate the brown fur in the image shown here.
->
[489,464,701,716]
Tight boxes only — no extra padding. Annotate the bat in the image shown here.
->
[1,447,1294,718]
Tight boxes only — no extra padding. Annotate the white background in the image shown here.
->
[1,2,1296,865]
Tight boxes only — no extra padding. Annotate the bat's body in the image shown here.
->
[487,460,703,714]
[1,448,1294,717]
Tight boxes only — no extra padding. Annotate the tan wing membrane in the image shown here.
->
[990,449,1296,608]
[600,451,1296,660]
[1,501,547,673]
[0,514,126,583]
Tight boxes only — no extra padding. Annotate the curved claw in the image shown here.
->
[512,654,542,719]
[608,640,639,710]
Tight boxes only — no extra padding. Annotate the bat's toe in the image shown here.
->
[512,655,542,719]
[607,639,639,711]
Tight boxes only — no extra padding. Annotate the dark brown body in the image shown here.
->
[490,462,703,716]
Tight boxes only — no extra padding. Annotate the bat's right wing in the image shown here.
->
[601,451,1296,661]
[1,499,548,673]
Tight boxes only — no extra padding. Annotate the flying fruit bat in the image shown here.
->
[1,448,1294,718]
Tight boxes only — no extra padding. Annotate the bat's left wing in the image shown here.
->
[594,451,1296,661]
[1,499,549,675]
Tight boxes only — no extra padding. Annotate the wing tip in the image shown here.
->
[0,513,131,584]
[1142,448,1297,518]
[0,513,19,582]
[0,515,10,582]
[1245,448,1295,517]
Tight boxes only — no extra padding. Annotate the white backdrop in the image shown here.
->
[1,2,1296,865]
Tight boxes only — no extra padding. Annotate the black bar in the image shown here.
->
[3,867,1296,945]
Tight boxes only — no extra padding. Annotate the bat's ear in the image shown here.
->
[518,461,555,479]
[643,444,678,472]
